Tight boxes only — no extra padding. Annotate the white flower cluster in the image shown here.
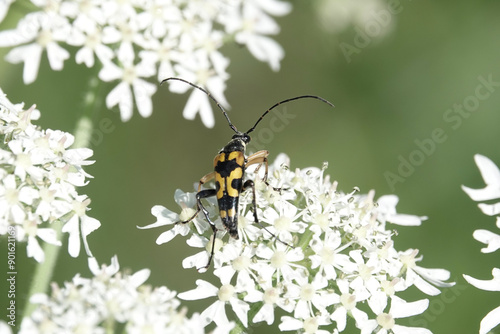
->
[144,154,454,333]
[0,0,291,124]
[0,89,98,262]
[462,154,500,334]
[16,256,211,333]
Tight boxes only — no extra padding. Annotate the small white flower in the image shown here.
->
[225,0,291,71]
[279,314,331,334]
[178,279,247,329]
[330,278,369,331]
[262,200,307,243]
[67,24,114,67]
[0,12,70,84]
[400,249,455,296]
[99,52,157,121]
[62,196,101,258]
[360,296,431,334]
[138,189,211,243]
[285,274,337,320]
[18,214,62,262]
[182,233,225,271]
[255,241,305,283]
[244,279,295,325]
[309,230,355,286]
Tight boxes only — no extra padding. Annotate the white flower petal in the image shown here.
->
[46,42,70,71]
[178,279,218,300]
[201,301,229,328]
[27,236,45,262]
[133,79,156,118]
[229,298,249,327]
[81,215,101,257]
[106,82,133,121]
[388,213,424,226]
[393,324,432,334]
[480,305,500,334]
[62,215,81,258]
[37,228,62,246]
[473,229,500,253]
[130,268,151,287]
[464,268,500,292]
[390,296,428,319]
[5,44,43,84]
[478,202,500,216]
[462,154,500,201]
[279,316,303,331]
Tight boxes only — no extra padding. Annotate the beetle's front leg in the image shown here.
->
[246,150,269,183]
[246,150,285,192]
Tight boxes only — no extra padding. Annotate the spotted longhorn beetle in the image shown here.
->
[162,77,334,271]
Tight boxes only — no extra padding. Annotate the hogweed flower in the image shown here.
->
[11,256,209,333]
[462,154,500,334]
[142,153,454,332]
[0,0,292,125]
[0,88,99,262]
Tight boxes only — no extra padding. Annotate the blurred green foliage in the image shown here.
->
[1,1,500,333]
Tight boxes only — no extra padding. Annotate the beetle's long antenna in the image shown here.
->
[161,77,239,133]
[246,95,334,134]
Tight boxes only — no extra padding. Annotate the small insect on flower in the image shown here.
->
[162,78,334,272]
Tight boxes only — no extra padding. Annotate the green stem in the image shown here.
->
[297,227,314,251]
[22,76,100,317]
[23,220,63,317]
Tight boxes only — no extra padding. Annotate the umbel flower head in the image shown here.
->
[0,88,99,262]
[11,256,210,333]
[142,154,454,332]
[0,0,292,124]
[462,154,500,334]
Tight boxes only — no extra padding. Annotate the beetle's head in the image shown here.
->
[232,132,251,144]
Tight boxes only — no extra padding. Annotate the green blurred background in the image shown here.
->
[1,1,500,333]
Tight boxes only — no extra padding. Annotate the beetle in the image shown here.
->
[162,77,334,271]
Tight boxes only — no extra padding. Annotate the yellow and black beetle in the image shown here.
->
[162,77,334,271]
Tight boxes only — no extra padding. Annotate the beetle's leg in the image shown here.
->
[175,171,219,271]
[246,151,285,192]
[246,150,269,182]
[193,189,219,272]
[243,179,293,248]
[176,172,216,224]
[197,171,216,192]
[179,189,219,272]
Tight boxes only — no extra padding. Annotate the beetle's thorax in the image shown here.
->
[219,132,251,153]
